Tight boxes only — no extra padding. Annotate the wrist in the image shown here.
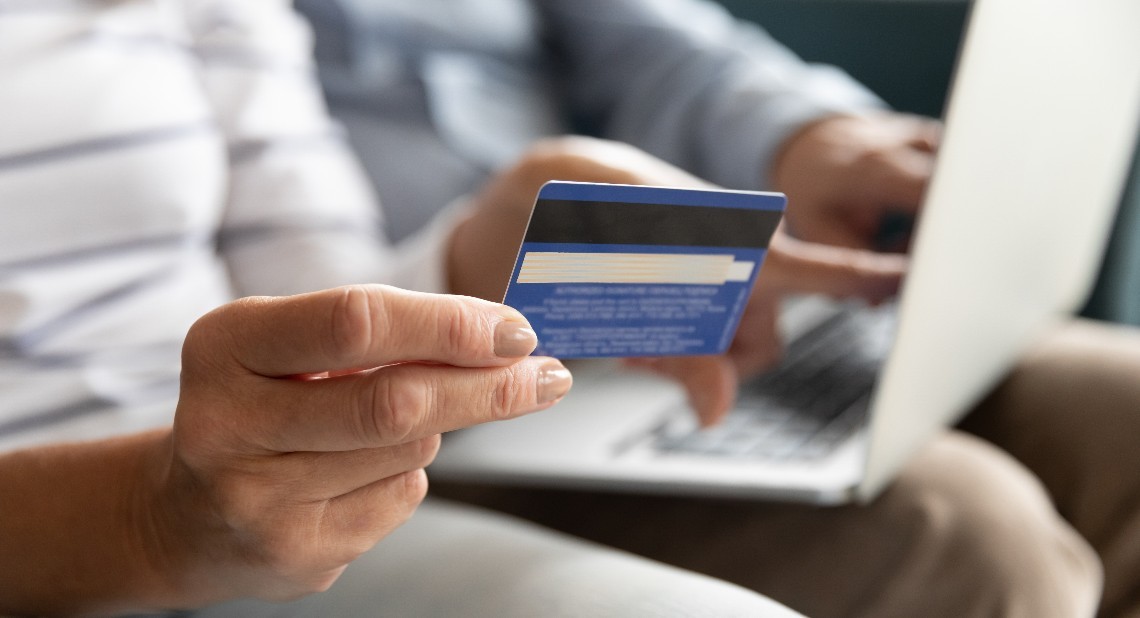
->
[0,429,194,615]
[125,428,199,609]
[131,428,260,610]
[770,115,845,191]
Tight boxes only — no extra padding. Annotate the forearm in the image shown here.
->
[0,429,178,615]
[538,0,882,190]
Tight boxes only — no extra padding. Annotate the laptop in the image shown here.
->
[429,0,1140,504]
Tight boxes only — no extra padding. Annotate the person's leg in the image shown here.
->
[190,498,799,617]
[961,318,1140,618]
[435,431,1102,618]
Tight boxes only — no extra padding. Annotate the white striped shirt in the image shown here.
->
[0,0,451,451]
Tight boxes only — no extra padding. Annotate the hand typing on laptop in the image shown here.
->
[447,128,923,425]
[772,113,940,251]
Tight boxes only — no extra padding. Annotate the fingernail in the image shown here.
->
[537,360,573,404]
[494,320,538,357]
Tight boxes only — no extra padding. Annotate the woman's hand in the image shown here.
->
[151,286,570,604]
[772,113,940,251]
[446,131,926,426]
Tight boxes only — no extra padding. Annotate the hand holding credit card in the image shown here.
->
[503,182,786,358]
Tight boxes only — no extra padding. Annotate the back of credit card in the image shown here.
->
[503,181,785,358]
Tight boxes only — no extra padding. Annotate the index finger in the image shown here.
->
[241,356,573,452]
[760,233,907,303]
[187,285,538,378]
[626,356,738,428]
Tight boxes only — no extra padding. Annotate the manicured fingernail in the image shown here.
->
[494,320,538,357]
[537,360,573,404]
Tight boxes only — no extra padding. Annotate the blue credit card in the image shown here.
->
[502,181,786,358]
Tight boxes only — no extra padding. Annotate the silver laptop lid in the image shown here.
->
[858,0,1140,500]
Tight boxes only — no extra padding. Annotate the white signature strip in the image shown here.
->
[517,252,754,284]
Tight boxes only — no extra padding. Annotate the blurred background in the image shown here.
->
[717,0,1140,326]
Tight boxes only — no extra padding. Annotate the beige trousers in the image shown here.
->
[434,319,1140,618]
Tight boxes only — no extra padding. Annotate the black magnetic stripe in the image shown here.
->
[524,199,783,248]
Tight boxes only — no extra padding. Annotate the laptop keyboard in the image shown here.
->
[645,304,897,462]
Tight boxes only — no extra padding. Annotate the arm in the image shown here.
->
[534,0,939,252]
[0,286,568,614]
[451,5,939,424]
[0,431,172,613]
[534,0,883,190]
[187,0,451,296]
[446,136,903,424]
[0,3,566,612]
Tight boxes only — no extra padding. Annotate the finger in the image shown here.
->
[269,435,441,501]
[871,147,936,209]
[790,215,877,250]
[635,356,738,427]
[246,356,572,451]
[187,285,538,378]
[728,292,787,378]
[761,233,907,304]
[851,126,938,211]
[318,469,429,567]
[905,116,943,153]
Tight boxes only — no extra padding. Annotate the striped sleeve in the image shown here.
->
[535,0,885,191]
[185,0,452,296]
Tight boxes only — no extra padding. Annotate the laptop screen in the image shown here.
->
[858,0,1140,499]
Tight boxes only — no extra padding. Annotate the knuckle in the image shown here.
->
[436,300,487,359]
[260,538,322,586]
[859,149,902,178]
[351,378,384,446]
[181,302,254,379]
[521,136,637,184]
[526,135,592,162]
[252,508,337,578]
[197,469,348,598]
[180,313,215,366]
[329,285,379,366]
[170,408,222,467]
[331,473,427,562]
[210,473,274,532]
[416,434,442,468]
[303,570,346,595]
[490,368,528,421]
[374,376,430,443]
[259,537,303,574]
[269,569,345,601]
[400,469,430,510]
